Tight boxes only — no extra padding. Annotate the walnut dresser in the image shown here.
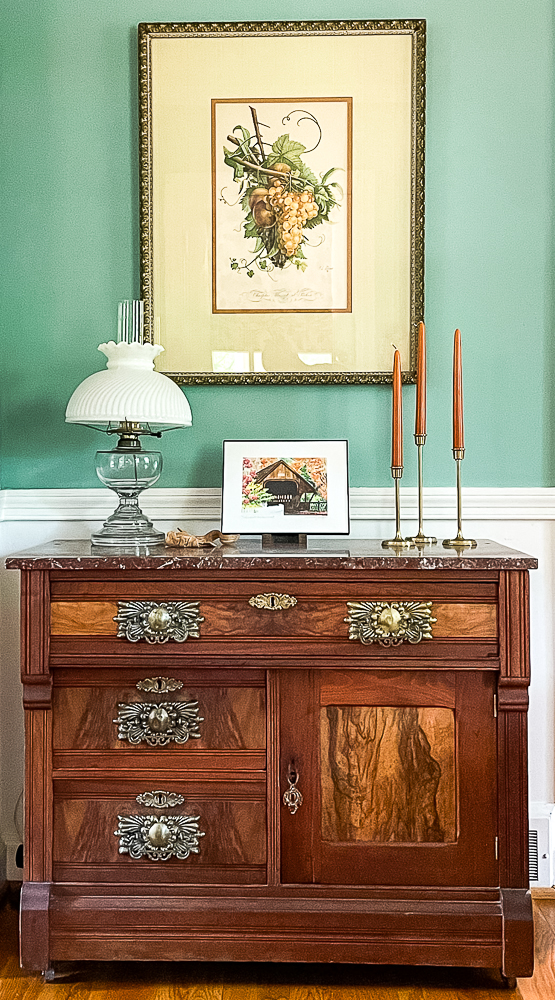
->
[6,538,537,982]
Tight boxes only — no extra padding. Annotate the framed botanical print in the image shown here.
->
[139,20,426,384]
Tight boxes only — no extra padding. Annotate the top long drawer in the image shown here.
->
[49,574,498,658]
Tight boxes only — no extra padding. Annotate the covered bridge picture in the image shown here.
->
[242,456,327,515]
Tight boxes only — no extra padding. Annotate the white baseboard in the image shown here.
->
[0,486,554,522]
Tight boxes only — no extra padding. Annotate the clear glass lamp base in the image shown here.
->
[91,495,166,546]
[92,447,165,547]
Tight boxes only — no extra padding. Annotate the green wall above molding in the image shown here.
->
[1,1,553,490]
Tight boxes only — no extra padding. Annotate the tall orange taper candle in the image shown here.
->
[452,329,464,451]
[415,321,426,437]
[392,349,403,467]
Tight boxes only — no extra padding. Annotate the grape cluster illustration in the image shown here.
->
[223,107,341,277]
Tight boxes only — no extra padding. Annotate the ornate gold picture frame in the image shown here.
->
[139,20,426,385]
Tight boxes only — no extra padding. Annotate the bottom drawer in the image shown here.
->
[53,781,267,885]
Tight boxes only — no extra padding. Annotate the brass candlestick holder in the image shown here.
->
[382,468,414,549]
[407,434,437,546]
[443,448,477,549]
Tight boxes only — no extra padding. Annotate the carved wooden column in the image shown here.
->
[497,569,533,978]
[20,569,53,972]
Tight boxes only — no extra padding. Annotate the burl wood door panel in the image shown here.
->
[52,780,266,885]
[321,704,456,843]
[280,669,498,888]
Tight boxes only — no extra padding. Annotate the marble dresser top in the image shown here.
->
[5,538,538,572]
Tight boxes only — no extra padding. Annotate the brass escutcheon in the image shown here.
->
[136,677,184,694]
[136,790,185,808]
[249,593,298,611]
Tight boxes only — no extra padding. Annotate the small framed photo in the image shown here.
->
[222,439,349,535]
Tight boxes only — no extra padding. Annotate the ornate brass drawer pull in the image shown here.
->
[136,677,183,693]
[114,699,204,746]
[114,813,205,861]
[249,593,298,611]
[115,601,204,643]
[283,767,303,815]
[345,600,436,646]
[135,790,185,808]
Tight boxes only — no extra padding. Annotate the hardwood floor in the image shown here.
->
[518,894,555,1000]
[1,894,554,999]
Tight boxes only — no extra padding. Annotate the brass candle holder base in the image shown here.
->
[442,449,476,549]
[442,532,478,550]
[410,532,438,547]
[382,537,414,549]
[406,437,437,546]
[382,470,414,549]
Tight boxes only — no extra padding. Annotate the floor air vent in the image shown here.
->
[529,828,539,882]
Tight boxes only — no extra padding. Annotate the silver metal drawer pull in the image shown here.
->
[114,699,204,746]
[345,600,436,646]
[114,814,205,861]
[283,767,303,815]
[249,593,297,611]
[136,677,183,693]
[115,601,204,643]
[135,790,185,808]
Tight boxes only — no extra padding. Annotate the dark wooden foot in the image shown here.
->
[501,888,534,979]
[20,882,51,972]
[500,971,517,990]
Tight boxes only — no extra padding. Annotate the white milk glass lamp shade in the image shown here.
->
[65,341,192,430]
[66,340,192,547]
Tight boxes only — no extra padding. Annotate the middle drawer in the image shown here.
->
[52,669,266,771]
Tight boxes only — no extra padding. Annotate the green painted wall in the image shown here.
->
[1,1,553,490]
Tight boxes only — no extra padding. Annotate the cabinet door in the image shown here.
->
[280,669,498,887]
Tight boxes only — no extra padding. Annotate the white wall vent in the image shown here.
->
[529,802,555,887]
